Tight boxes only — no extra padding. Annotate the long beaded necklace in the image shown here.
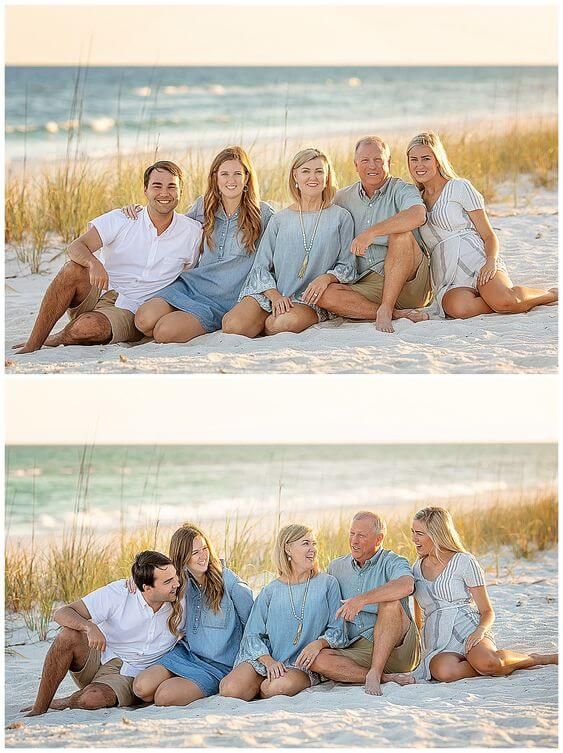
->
[297,203,324,278]
[287,572,311,645]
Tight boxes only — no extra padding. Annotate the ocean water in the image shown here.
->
[5,444,557,539]
[5,66,557,162]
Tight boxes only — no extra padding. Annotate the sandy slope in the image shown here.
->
[5,186,558,375]
[5,549,558,748]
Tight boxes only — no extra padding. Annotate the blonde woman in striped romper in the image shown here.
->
[409,507,557,683]
[406,132,557,319]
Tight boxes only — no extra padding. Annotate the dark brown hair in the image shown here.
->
[131,550,174,592]
[143,160,184,190]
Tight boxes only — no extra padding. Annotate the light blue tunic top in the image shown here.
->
[179,566,254,667]
[235,572,346,672]
[239,204,356,313]
[328,549,414,644]
[156,197,274,331]
[334,179,425,277]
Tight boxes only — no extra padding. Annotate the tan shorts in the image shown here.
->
[68,288,144,345]
[70,649,141,707]
[335,619,421,674]
[350,257,433,310]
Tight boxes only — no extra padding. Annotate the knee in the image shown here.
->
[134,305,157,336]
[221,312,244,336]
[218,676,245,700]
[443,298,473,320]
[71,685,115,710]
[152,319,177,344]
[316,283,340,309]
[473,654,503,676]
[431,666,459,683]
[131,675,154,702]
[377,600,402,617]
[153,685,177,707]
[61,260,89,284]
[309,648,333,674]
[264,312,300,335]
[55,626,83,650]
[69,312,110,339]
[387,232,412,254]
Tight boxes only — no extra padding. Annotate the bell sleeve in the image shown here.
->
[318,576,347,648]
[326,209,357,283]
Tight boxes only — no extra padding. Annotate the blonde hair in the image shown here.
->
[288,148,337,206]
[406,131,460,192]
[352,510,387,537]
[354,136,391,163]
[167,523,224,637]
[273,524,320,580]
[413,507,467,561]
[203,146,262,255]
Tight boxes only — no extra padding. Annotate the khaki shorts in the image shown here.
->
[68,288,144,345]
[335,618,421,673]
[70,649,141,707]
[350,256,433,310]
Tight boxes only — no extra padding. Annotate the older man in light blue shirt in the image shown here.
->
[311,511,421,695]
[318,136,432,333]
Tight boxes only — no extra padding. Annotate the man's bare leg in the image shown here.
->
[22,627,91,716]
[375,232,423,333]
[309,648,370,684]
[365,600,412,695]
[41,312,112,348]
[15,261,96,353]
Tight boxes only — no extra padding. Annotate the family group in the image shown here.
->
[15,132,558,354]
[23,508,557,716]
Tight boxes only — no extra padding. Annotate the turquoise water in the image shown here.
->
[5,444,557,538]
[5,66,557,162]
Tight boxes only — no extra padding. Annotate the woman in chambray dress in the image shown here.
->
[131,146,274,342]
[132,524,253,706]
[222,148,356,338]
[406,132,557,319]
[410,507,557,683]
[220,524,346,701]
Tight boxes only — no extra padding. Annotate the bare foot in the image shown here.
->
[21,695,71,715]
[382,672,416,686]
[403,309,430,323]
[364,669,383,695]
[23,707,46,717]
[13,343,40,354]
[530,653,558,666]
[546,288,558,304]
[375,305,394,333]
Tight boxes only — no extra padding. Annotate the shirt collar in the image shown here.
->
[216,205,240,222]
[143,207,177,235]
[135,588,172,615]
[351,547,383,571]
[358,177,391,203]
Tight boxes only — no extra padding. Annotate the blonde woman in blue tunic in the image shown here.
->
[132,524,254,706]
[219,524,346,700]
[410,507,557,683]
[407,132,557,319]
[222,148,356,337]
[124,146,274,342]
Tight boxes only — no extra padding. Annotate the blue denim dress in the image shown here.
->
[238,204,356,321]
[158,567,254,696]
[234,572,346,685]
[156,197,274,332]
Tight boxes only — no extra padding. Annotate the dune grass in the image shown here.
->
[4,120,557,270]
[5,492,557,636]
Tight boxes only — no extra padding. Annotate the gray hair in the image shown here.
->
[352,511,387,537]
[354,136,391,162]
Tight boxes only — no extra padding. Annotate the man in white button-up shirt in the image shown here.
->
[16,161,202,353]
[23,551,180,716]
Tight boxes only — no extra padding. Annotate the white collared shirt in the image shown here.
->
[90,208,202,313]
[81,580,178,677]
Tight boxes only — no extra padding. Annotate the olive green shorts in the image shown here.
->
[68,287,144,344]
[70,648,141,707]
[334,619,421,673]
[350,256,433,310]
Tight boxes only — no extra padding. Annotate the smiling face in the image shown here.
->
[143,563,180,603]
[286,533,318,572]
[293,157,328,201]
[186,535,210,580]
[407,144,440,185]
[216,158,248,202]
[144,168,180,215]
[354,141,391,193]
[411,518,435,557]
[349,517,384,565]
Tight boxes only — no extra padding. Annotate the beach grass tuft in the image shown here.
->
[5,492,557,634]
[5,120,557,264]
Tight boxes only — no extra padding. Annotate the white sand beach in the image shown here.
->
[5,548,558,748]
[5,182,557,375]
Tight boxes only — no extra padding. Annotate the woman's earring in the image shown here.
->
[243,185,248,193]
[287,554,292,561]
[295,182,299,189]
